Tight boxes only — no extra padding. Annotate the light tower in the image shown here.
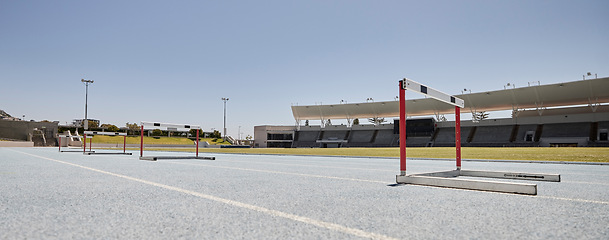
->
[81,79,94,129]
[222,97,229,141]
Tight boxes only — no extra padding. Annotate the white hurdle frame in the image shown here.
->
[139,121,215,161]
[396,78,560,195]
[58,134,94,153]
[82,131,132,155]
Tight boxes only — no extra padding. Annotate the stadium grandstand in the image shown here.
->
[254,77,609,148]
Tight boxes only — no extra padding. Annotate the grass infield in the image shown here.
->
[90,135,230,145]
[89,136,608,162]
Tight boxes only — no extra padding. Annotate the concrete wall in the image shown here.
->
[0,141,35,147]
[0,120,59,146]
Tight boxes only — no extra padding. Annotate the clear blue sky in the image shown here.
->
[1,0,608,138]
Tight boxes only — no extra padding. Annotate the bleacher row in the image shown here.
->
[291,121,609,148]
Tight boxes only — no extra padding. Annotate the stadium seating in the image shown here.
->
[289,120,609,148]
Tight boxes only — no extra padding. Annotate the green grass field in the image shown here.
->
[90,136,609,162]
[139,147,609,162]
[90,135,230,145]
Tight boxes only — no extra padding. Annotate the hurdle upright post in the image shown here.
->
[123,135,126,154]
[140,125,144,157]
[58,136,61,152]
[399,80,407,176]
[455,106,461,170]
[196,129,200,157]
[83,132,87,153]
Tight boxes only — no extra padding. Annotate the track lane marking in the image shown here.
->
[535,196,609,205]
[562,180,609,186]
[10,149,398,240]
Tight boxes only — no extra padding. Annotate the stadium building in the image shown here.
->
[255,77,609,148]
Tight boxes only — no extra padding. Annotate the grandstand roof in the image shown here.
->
[291,77,609,121]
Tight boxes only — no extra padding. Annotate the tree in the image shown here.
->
[101,124,119,132]
[210,130,221,139]
[245,135,252,140]
[126,122,139,130]
[189,129,200,137]
[368,117,386,125]
[152,129,163,136]
[475,111,490,121]
[125,122,140,135]
[87,120,99,128]
[353,118,360,125]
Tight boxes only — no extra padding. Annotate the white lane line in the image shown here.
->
[562,180,609,186]
[10,149,398,240]
[536,196,609,205]
[167,161,389,184]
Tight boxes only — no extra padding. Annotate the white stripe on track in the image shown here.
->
[536,196,609,205]
[562,180,609,186]
[9,149,398,240]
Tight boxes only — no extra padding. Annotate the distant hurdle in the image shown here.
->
[139,121,215,161]
[82,131,132,155]
[395,78,560,195]
[58,134,94,153]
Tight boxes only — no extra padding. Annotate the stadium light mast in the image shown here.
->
[222,97,229,141]
[81,79,94,130]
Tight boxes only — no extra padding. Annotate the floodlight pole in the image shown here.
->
[222,97,229,141]
[81,79,94,130]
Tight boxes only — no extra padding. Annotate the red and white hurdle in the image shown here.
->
[139,121,215,161]
[82,131,132,155]
[395,78,560,195]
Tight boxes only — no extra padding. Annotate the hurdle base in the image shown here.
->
[460,170,560,182]
[61,150,95,153]
[396,174,538,195]
[396,169,561,195]
[139,156,215,161]
[85,152,133,155]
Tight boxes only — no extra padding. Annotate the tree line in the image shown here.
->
[59,122,222,139]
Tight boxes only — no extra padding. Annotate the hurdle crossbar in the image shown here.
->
[82,131,132,155]
[58,134,94,153]
[139,121,214,161]
[396,78,560,195]
[141,121,201,131]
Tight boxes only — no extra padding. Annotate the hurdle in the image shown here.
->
[82,131,132,155]
[395,78,560,195]
[139,121,215,161]
[58,134,94,153]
